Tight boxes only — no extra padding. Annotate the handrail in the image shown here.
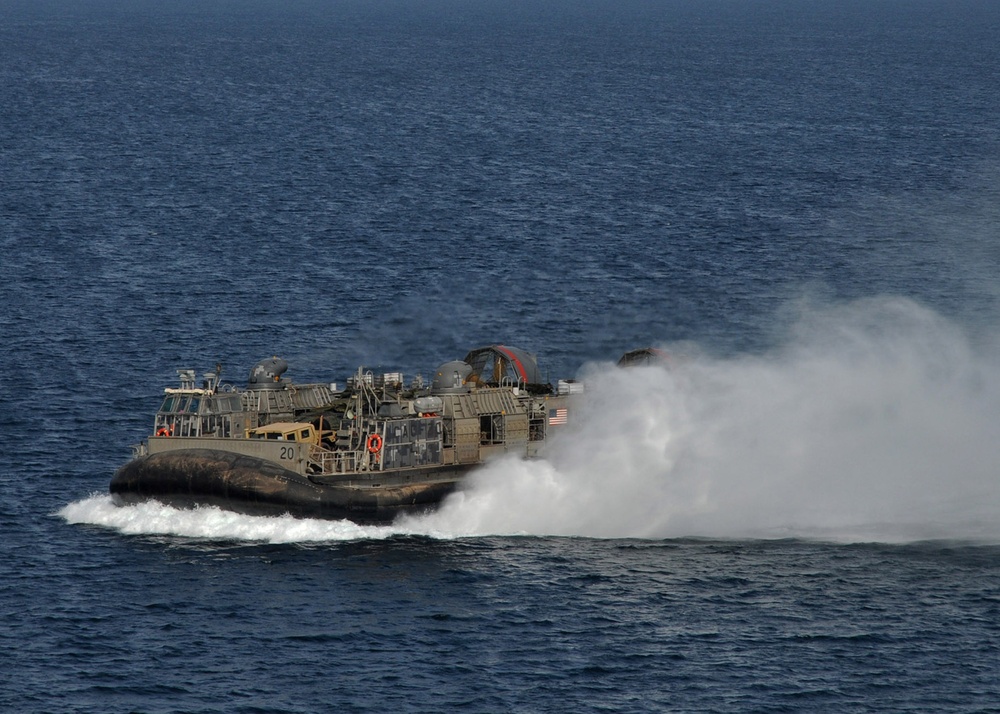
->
[308,446,382,475]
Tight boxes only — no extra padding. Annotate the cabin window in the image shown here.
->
[158,395,205,415]
[206,395,233,413]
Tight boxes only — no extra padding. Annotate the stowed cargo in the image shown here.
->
[110,345,578,522]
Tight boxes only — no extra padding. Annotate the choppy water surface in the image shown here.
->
[3,0,1000,711]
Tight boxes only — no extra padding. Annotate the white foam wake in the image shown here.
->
[58,494,403,543]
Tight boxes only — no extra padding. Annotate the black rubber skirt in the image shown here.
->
[110,448,461,523]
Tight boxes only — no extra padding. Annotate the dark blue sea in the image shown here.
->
[3,0,1000,711]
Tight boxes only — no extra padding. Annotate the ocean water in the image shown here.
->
[3,0,1000,711]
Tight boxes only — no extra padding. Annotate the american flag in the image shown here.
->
[548,407,568,425]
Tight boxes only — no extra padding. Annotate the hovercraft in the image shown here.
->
[111,346,577,522]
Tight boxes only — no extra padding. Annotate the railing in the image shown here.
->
[308,446,380,475]
[499,375,526,393]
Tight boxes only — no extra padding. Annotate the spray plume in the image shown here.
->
[412,297,1000,541]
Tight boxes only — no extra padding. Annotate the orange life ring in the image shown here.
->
[367,433,383,454]
[156,426,172,437]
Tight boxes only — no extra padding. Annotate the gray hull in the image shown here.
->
[110,449,467,523]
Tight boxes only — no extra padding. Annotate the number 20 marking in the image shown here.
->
[280,446,295,460]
